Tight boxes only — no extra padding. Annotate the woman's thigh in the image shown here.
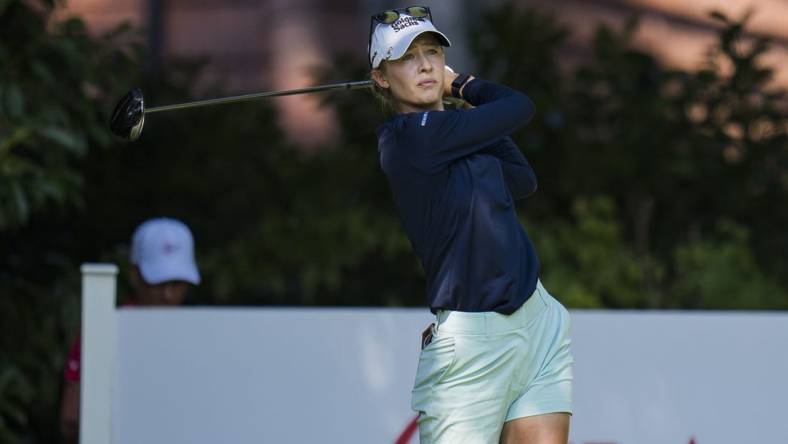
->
[500,412,570,444]
[412,331,518,444]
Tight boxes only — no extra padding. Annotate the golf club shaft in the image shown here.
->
[146,80,373,114]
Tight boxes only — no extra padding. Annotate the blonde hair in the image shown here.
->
[370,62,397,116]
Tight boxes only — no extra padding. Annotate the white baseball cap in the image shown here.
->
[368,6,451,69]
[130,217,200,285]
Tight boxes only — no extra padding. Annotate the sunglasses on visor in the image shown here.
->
[368,6,433,67]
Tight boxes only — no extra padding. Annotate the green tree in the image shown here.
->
[532,196,654,308]
[0,0,139,229]
[671,220,787,309]
[0,1,141,442]
[468,5,787,309]
[673,11,788,292]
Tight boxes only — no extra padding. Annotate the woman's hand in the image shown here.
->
[443,66,474,100]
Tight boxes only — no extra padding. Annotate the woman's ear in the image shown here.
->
[371,69,389,89]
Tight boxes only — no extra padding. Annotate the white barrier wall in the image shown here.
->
[109,308,788,444]
[79,264,117,444]
[570,311,788,443]
[113,308,431,444]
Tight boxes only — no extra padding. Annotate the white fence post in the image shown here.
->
[79,263,118,444]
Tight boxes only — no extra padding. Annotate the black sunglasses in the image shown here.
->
[368,6,433,67]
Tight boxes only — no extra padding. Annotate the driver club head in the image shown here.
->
[109,88,145,141]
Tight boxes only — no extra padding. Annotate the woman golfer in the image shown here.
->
[369,6,573,444]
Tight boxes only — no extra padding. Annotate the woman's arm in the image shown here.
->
[483,137,537,200]
[405,75,536,172]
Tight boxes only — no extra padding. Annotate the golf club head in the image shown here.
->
[109,88,145,141]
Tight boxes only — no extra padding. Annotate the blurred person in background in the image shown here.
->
[369,6,573,444]
[59,217,200,442]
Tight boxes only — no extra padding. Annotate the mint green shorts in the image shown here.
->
[411,281,573,443]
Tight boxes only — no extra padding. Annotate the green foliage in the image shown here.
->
[470,4,788,308]
[0,0,140,230]
[671,220,788,309]
[0,1,139,442]
[533,196,657,308]
[0,366,35,442]
[0,269,79,444]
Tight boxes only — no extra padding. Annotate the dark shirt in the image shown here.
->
[376,78,539,314]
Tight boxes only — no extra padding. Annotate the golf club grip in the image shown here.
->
[145,80,374,114]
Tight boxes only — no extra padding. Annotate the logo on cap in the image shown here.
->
[391,16,426,32]
[162,241,180,255]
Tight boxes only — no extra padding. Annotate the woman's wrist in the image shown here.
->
[461,76,475,98]
[451,74,474,99]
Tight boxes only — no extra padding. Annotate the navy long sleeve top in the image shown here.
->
[376,78,540,314]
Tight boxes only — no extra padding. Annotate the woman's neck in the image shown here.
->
[397,100,444,114]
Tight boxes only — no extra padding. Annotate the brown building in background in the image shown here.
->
[63,0,788,146]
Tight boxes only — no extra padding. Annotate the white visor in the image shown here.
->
[369,13,451,69]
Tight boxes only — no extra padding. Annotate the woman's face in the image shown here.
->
[137,280,189,305]
[372,33,445,114]
[129,266,189,306]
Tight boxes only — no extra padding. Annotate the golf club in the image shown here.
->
[109,80,374,141]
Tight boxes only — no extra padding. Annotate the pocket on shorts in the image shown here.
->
[411,335,456,411]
